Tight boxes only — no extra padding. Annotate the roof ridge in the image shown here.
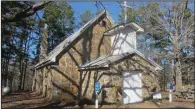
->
[33,10,112,69]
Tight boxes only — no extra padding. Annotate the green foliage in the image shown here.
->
[1,1,33,17]
[151,29,172,48]
[1,1,39,90]
[1,1,36,60]
[1,1,76,90]
[43,1,75,51]
[79,10,94,26]
[119,2,194,56]
[118,8,138,23]
[118,3,170,54]
[1,1,75,61]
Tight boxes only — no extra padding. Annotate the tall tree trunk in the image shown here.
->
[18,59,24,90]
[52,34,54,51]
[18,39,24,91]
[175,58,183,91]
[174,47,182,91]
[5,57,10,87]
[2,59,6,87]
[173,35,183,91]
[22,61,27,90]
[10,63,16,91]
[32,71,36,92]
[22,38,28,90]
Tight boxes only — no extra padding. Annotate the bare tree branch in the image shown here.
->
[2,1,52,23]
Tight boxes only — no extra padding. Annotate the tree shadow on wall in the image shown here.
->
[40,18,111,108]
[51,66,79,89]
[90,57,162,108]
[52,81,77,100]
[50,67,94,107]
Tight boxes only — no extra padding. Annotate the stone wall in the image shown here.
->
[51,55,79,102]
[109,54,160,99]
[33,15,160,103]
[81,70,121,103]
[80,54,161,103]
[34,52,160,103]
[73,17,112,63]
[80,71,95,100]
[46,16,113,102]
[43,67,53,99]
[35,69,44,95]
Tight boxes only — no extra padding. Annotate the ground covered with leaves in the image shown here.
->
[1,92,194,109]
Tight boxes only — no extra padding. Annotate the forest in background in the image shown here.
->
[1,1,194,92]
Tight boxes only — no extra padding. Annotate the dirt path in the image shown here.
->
[159,99,195,108]
[86,101,160,108]
[2,92,51,109]
[2,92,194,109]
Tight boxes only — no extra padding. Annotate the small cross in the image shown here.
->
[118,1,132,23]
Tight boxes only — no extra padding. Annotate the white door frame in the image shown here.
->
[122,71,142,104]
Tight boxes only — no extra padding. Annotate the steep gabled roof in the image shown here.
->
[79,49,163,71]
[33,10,114,69]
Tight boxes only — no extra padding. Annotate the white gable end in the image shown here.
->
[105,22,144,55]
[111,29,136,55]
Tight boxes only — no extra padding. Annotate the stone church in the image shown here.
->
[31,10,162,104]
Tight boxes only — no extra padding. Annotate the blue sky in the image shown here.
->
[29,2,123,59]
[29,1,194,59]
[68,1,194,25]
[68,2,122,24]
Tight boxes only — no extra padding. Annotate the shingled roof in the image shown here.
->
[33,10,114,69]
[79,49,163,71]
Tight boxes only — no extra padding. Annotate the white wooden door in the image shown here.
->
[122,72,142,104]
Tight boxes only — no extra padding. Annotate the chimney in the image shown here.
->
[39,23,48,61]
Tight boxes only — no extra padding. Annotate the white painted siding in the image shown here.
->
[111,28,136,55]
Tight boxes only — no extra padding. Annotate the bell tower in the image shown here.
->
[104,22,144,55]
